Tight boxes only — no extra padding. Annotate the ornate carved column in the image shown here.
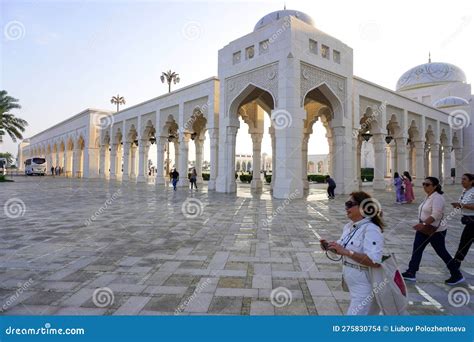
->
[99,145,106,179]
[430,143,440,178]
[72,148,78,177]
[178,132,190,187]
[302,133,309,190]
[109,143,118,180]
[454,147,463,183]
[136,140,147,182]
[372,133,386,190]
[356,135,362,189]
[442,145,452,184]
[395,137,407,174]
[208,128,219,190]
[414,141,425,187]
[122,142,130,181]
[195,138,205,184]
[251,133,263,191]
[270,127,276,190]
[174,141,179,172]
[332,127,346,194]
[130,144,137,179]
[156,137,166,185]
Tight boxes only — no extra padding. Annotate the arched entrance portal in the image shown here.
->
[303,84,347,194]
[217,84,275,194]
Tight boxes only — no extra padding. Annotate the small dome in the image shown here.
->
[396,62,466,91]
[433,96,469,109]
[254,10,315,31]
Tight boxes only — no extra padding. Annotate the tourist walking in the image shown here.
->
[51,166,55,176]
[403,171,415,203]
[394,172,405,204]
[320,191,384,315]
[451,173,474,268]
[190,168,198,190]
[170,168,179,191]
[326,175,336,199]
[402,177,464,285]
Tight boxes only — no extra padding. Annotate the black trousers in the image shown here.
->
[327,186,335,197]
[408,230,461,277]
[455,217,474,261]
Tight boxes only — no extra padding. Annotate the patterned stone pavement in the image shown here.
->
[0,176,472,316]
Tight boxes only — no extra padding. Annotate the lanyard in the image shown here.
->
[341,218,370,248]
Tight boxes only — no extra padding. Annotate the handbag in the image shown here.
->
[368,253,408,315]
[414,221,439,236]
[415,198,442,236]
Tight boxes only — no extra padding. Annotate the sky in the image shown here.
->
[1,0,473,164]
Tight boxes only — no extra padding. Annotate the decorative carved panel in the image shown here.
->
[300,62,346,110]
[225,62,279,115]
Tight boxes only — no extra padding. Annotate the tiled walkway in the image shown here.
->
[0,176,472,315]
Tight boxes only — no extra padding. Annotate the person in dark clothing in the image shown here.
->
[451,173,474,267]
[190,168,198,190]
[326,175,336,199]
[170,168,179,191]
[51,166,55,176]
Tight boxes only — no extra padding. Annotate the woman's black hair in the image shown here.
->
[425,176,443,194]
[403,171,412,182]
[394,172,400,178]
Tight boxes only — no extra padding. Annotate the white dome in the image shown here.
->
[254,10,315,31]
[396,62,466,91]
[433,96,469,109]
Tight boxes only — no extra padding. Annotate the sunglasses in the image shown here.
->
[422,182,433,187]
[345,200,358,210]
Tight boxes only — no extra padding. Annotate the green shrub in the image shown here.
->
[202,173,210,181]
[265,175,272,184]
[307,174,328,183]
[239,174,252,183]
[360,168,374,182]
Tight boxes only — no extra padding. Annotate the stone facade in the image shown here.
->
[18,9,473,198]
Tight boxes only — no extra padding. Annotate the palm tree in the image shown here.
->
[0,152,14,165]
[0,90,28,143]
[160,70,180,93]
[110,94,126,112]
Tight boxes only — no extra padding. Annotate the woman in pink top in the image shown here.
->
[403,171,415,203]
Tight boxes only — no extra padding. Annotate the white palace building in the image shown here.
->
[18,9,474,199]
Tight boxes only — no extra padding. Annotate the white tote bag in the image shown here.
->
[369,253,409,315]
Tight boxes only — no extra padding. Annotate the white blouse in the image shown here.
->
[337,218,384,264]
[418,192,446,232]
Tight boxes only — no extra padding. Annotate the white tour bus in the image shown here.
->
[24,157,47,176]
[0,158,7,175]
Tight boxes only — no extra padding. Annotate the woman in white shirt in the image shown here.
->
[451,173,474,267]
[402,177,464,285]
[320,191,384,315]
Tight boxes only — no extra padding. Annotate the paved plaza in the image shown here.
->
[0,177,472,316]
